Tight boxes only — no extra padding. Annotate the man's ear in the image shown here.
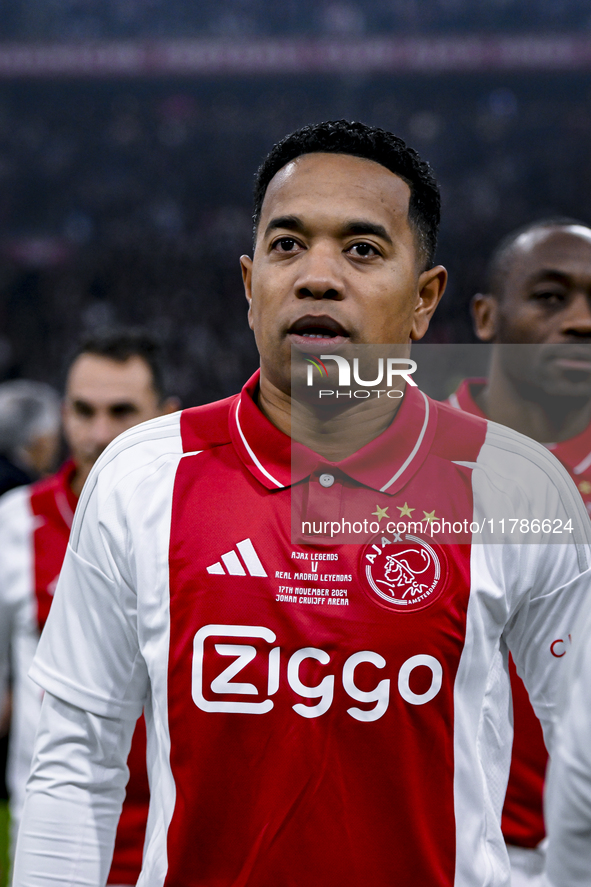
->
[471,293,498,342]
[240,255,254,330]
[159,396,181,416]
[410,265,448,341]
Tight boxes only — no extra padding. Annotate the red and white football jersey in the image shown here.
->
[0,461,149,882]
[30,373,591,887]
[449,378,591,850]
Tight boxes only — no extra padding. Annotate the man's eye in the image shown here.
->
[272,237,299,252]
[532,290,566,305]
[73,402,94,418]
[349,242,378,258]
[110,404,138,418]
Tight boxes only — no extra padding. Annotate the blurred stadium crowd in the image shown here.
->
[2,0,591,40]
[0,72,589,404]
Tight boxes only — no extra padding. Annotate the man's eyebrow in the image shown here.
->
[342,220,393,245]
[526,269,573,287]
[71,398,93,410]
[109,402,139,412]
[263,215,393,245]
[264,215,305,238]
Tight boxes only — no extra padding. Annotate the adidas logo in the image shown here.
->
[207,538,268,577]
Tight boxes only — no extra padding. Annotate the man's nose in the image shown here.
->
[561,292,591,339]
[295,245,344,301]
[89,414,120,448]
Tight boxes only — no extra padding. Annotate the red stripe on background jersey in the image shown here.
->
[29,462,149,884]
[109,715,150,884]
[165,393,487,886]
[30,462,78,632]
[501,659,547,847]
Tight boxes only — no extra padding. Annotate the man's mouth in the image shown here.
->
[553,357,591,371]
[544,345,591,373]
[287,316,350,351]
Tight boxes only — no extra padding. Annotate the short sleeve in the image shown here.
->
[30,452,149,720]
[30,546,147,720]
[30,414,184,719]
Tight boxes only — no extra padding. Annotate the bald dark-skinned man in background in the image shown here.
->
[449,218,591,887]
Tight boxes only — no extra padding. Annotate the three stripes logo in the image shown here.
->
[206,538,268,577]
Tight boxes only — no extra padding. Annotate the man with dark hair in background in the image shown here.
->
[13,122,591,887]
[448,218,591,886]
[0,329,178,883]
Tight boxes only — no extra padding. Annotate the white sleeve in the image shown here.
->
[16,418,181,882]
[29,447,150,718]
[0,554,12,702]
[0,486,41,847]
[502,540,591,751]
[12,691,136,887]
[475,425,591,752]
[544,593,591,887]
[27,416,183,716]
[0,587,12,707]
[0,487,34,702]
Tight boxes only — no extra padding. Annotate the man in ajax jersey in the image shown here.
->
[0,329,178,883]
[448,219,591,886]
[12,122,591,887]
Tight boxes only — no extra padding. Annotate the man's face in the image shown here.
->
[63,354,164,476]
[241,152,446,395]
[474,226,591,398]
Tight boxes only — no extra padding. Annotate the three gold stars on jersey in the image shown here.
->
[371,502,438,525]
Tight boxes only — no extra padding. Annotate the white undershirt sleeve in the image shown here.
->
[502,542,591,751]
[12,691,138,887]
[544,594,591,887]
[474,428,591,752]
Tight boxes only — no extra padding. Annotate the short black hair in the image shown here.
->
[252,119,441,269]
[71,328,167,401]
[486,217,591,297]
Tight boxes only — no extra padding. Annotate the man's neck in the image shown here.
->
[257,373,403,461]
[476,361,591,444]
[69,464,89,498]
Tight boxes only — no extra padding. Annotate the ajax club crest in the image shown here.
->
[361,533,444,612]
